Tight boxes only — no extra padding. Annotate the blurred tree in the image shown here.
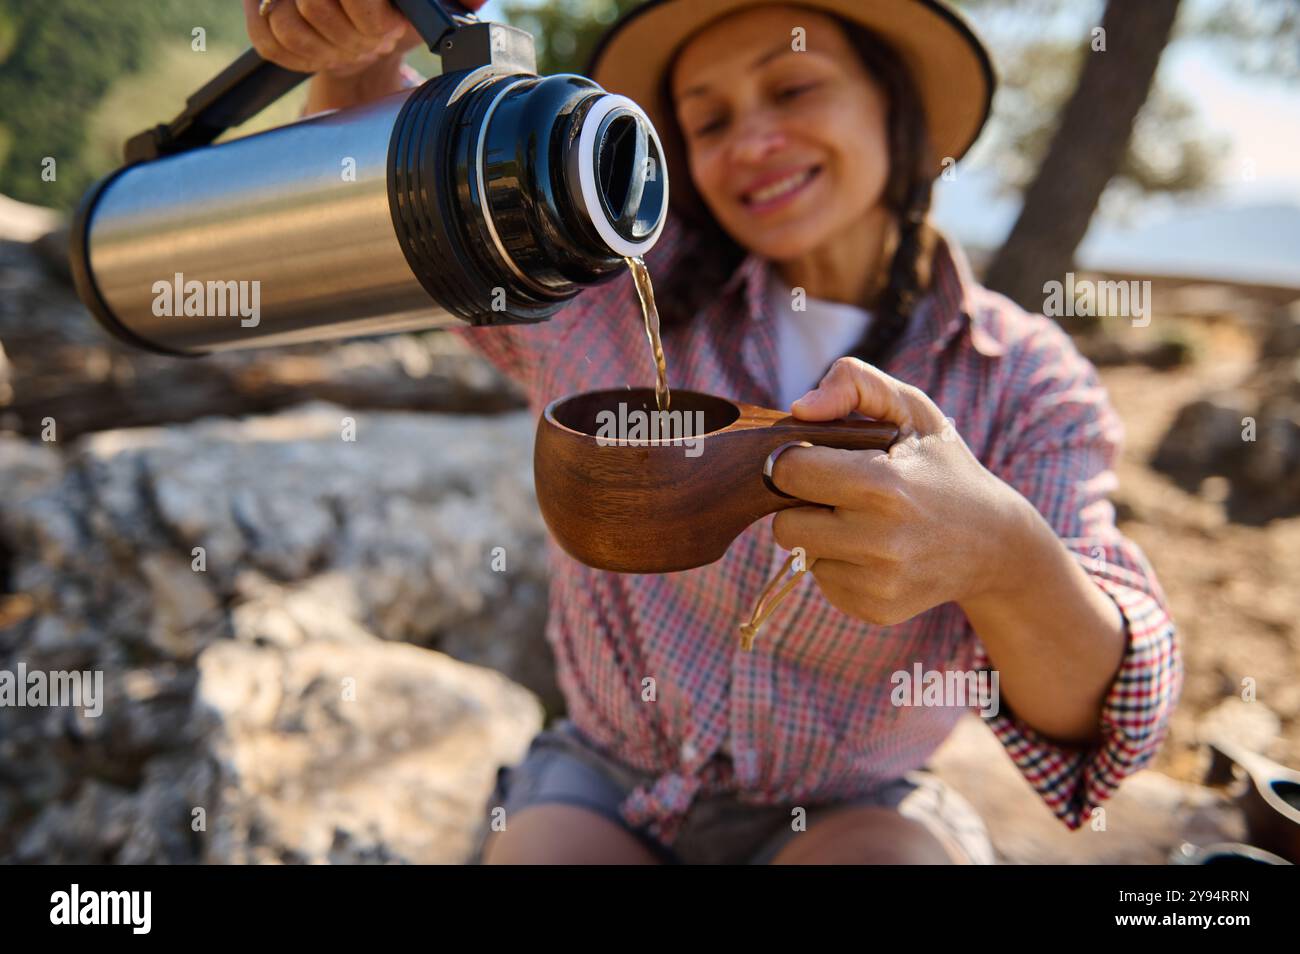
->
[982,0,1184,311]
[1197,0,1300,77]
[972,28,1220,209]
[979,0,1300,312]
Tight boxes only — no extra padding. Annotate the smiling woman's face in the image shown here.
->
[670,6,891,261]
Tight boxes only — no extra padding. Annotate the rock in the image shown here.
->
[1240,401,1300,492]
[0,194,60,242]
[930,715,1246,864]
[195,638,541,864]
[1151,298,1300,523]
[0,403,557,862]
[1196,698,1281,756]
[11,633,543,865]
[138,551,224,659]
[1261,300,1300,359]
[1151,393,1252,491]
[1075,332,1193,370]
[13,755,218,865]
[0,340,12,412]
[1165,283,1258,322]
[30,225,72,285]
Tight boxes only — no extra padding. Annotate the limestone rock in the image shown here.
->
[929,715,1245,864]
[195,638,541,864]
[0,403,555,862]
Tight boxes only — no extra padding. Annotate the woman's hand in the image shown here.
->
[245,0,422,77]
[244,0,489,112]
[769,356,1034,626]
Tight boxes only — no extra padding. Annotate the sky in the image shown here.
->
[1160,40,1300,206]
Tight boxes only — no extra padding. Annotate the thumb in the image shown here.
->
[791,356,948,437]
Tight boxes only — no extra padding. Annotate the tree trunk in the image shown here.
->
[982,0,1183,315]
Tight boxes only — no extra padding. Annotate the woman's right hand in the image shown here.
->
[244,0,490,113]
[244,0,427,78]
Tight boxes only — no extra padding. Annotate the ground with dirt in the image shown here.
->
[1092,305,1298,782]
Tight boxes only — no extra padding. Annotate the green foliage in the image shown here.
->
[498,0,635,75]
[0,0,250,210]
[80,42,309,178]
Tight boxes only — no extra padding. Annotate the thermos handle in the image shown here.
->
[123,0,477,164]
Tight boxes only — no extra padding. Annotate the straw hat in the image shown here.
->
[586,0,996,225]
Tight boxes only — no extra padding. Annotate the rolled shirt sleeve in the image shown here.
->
[967,306,1183,829]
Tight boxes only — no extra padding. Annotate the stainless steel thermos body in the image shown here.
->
[70,22,669,356]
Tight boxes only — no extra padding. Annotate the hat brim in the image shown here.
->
[586,0,995,226]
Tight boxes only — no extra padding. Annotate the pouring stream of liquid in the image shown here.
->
[625,255,670,412]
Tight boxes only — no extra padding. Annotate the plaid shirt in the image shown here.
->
[454,213,1183,847]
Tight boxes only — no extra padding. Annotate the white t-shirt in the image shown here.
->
[763,270,874,580]
[767,268,874,412]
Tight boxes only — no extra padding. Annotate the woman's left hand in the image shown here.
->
[769,356,1032,625]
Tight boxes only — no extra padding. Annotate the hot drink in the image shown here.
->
[534,388,898,573]
[625,255,670,412]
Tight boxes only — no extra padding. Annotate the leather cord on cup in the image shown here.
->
[738,549,818,651]
[740,441,818,651]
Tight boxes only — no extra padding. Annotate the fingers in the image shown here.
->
[245,0,315,71]
[294,0,379,58]
[808,558,912,625]
[768,444,891,508]
[339,0,408,38]
[270,2,339,66]
[771,506,839,560]
[791,356,949,437]
[809,558,861,604]
[772,504,910,566]
[246,0,411,73]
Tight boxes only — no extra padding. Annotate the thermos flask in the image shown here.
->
[69,0,669,356]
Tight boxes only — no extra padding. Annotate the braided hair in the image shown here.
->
[839,23,937,372]
[655,18,938,376]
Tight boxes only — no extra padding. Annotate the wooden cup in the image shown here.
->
[534,387,900,573]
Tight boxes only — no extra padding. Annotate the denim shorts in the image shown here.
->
[469,718,996,865]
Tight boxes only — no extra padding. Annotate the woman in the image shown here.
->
[245,0,1181,864]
